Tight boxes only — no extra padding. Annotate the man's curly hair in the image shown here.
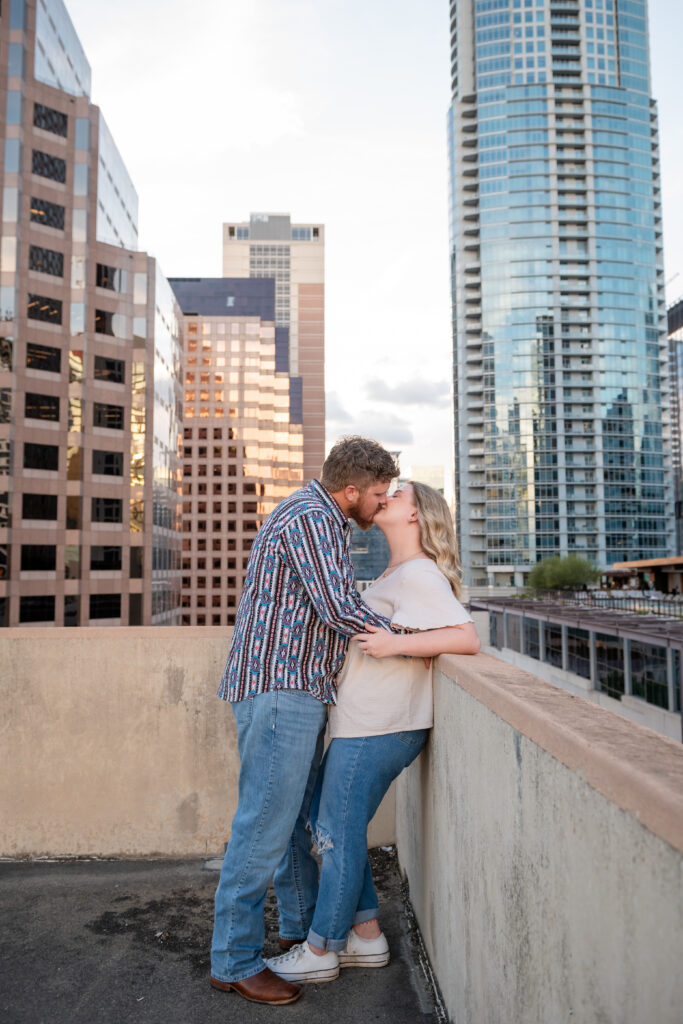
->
[321,436,399,492]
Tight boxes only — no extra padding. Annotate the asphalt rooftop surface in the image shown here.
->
[0,847,445,1024]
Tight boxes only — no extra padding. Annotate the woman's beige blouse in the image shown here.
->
[328,558,473,738]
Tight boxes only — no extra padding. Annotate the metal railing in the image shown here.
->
[526,590,683,618]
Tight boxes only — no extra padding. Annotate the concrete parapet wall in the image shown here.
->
[0,628,394,857]
[396,652,683,1024]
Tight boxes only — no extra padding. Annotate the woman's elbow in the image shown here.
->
[462,623,481,655]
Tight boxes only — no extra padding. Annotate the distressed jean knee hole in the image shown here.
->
[312,824,334,854]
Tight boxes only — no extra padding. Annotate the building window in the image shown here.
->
[93,402,124,430]
[29,244,64,277]
[64,595,79,627]
[66,496,81,529]
[90,546,122,571]
[92,449,123,476]
[94,356,125,384]
[25,392,59,421]
[506,614,521,652]
[544,623,563,668]
[129,593,142,625]
[595,633,625,700]
[631,641,669,709]
[92,497,122,523]
[30,196,65,230]
[19,595,55,623]
[0,388,10,423]
[90,593,121,619]
[32,149,66,183]
[96,263,126,292]
[567,627,590,679]
[28,293,62,323]
[94,309,126,337]
[523,618,540,659]
[21,544,56,571]
[130,547,143,579]
[26,342,61,374]
[22,493,57,520]
[489,612,502,649]
[33,102,68,137]
[24,441,58,470]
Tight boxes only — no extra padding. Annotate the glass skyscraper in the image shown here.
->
[449,0,673,587]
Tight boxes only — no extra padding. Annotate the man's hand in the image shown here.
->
[352,624,401,659]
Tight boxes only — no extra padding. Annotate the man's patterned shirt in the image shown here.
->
[219,479,392,705]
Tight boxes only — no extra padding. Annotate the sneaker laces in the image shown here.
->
[272,942,308,966]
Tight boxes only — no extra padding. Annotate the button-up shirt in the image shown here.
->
[219,479,393,705]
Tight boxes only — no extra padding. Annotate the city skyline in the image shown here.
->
[66,0,683,492]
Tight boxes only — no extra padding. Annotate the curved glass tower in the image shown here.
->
[449,0,674,587]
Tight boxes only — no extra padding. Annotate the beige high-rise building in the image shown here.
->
[223,214,325,484]
[169,277,304,626]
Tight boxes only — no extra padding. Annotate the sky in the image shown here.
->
[65,0,683,491]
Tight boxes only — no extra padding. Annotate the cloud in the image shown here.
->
[364,377,451,406]
[326,391,353,423]
[328,410,414,448]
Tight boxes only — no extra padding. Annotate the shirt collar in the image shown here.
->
[310,479,351,532]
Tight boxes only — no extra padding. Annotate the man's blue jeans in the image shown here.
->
[210,690,327,983]
[307,729,429,952]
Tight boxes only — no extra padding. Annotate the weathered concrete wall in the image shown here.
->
[0,628,394,857]
[396,652,683,1024]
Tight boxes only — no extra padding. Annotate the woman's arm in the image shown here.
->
[353,622,480,659]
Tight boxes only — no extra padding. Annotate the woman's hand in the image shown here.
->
[352,625,401,659]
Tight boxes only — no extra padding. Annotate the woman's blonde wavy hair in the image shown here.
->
[411,481,463,599]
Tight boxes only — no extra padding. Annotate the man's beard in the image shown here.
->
[348,502,379,531]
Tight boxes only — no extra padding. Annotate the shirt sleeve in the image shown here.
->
[281,512,394,637]
[391,563,473,630]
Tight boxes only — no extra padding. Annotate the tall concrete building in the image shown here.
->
[223,213,325,484]
[0,0,183,626]
[449,0,673,587]
[169,277,304,626]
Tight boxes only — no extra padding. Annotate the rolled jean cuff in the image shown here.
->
[307,927,348,953]
[210,959,267,985]
[353,907,379,925]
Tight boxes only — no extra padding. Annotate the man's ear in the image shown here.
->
[344,484,360,503]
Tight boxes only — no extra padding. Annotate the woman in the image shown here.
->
[268,481,480,983]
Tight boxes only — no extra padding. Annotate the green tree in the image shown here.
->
[527,555,600,592]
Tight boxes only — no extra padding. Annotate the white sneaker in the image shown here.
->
[266,941,340,983]
[338,929,390,968]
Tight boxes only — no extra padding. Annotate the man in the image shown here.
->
[210,436,399,1006]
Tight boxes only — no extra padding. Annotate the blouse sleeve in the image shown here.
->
[391,562,473,631]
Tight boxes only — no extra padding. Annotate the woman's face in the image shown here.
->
[373,483,417,530]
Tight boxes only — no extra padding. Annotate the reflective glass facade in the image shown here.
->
[223,214,325,486]
[34,0,91,98]
[96,116,139,250]
[668,298,683,553]
[449,0,673,586]
[169,277,304,627]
